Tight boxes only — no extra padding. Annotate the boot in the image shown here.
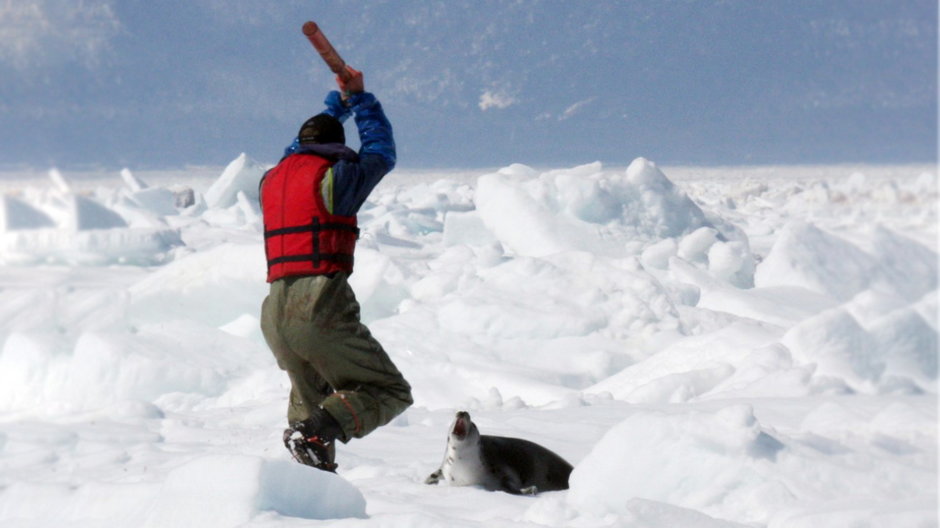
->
[283,408,344,472]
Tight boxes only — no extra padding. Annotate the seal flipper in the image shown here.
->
[494,466,526,495]
[425,468,443,485]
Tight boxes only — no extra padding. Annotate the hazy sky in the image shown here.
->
[1,1,936,169]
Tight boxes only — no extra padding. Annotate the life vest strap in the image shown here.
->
[267,253,354,266]
[265,216,358,271]
[264,221,359,239]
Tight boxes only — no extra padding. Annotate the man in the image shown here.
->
[259,66,413,472]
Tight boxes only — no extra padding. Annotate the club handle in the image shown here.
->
[302,21,352,82]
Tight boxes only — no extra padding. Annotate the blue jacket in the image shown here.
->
[281,91,396,217]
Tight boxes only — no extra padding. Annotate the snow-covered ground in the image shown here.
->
[0,156,935,527]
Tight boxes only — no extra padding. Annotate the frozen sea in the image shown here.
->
[0,156,935,527]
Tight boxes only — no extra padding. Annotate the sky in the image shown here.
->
[0,0,936,170]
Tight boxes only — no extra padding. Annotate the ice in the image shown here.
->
[128,242,267,327]
[870,307,938,388]
[204,153,266,209]
[145,456,366,526]
[755,221,937,304]
[756,221,879,301]
[442,210,498,247]
[125,187,179,218]
[0,195,56,231]
[0,227,182,266]
[64,194,128,230]
[586,319,780,402]
[567,405,785,523]
[0,157,935,527]
[47,168,71,193]
[121,167,148,192]
[567,402,934,526]
[474,158,734,260]
[0,455,366,526]
[782,308,884,390]
[0,169,184,265]
[625,157,710,238]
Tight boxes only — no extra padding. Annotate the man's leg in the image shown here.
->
[279,274,413,441]
[286,367,334,424]
[261,284,333,423]
[262,284,342,470]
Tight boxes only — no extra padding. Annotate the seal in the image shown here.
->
[425,411,573,495]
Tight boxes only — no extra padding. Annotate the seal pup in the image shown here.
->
[425,411,573,495]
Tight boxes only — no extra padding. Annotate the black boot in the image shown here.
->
[283,408,344,472]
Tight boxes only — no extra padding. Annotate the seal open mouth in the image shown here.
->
[452,412,470,440]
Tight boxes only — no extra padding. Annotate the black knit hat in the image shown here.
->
[298,114,345,145]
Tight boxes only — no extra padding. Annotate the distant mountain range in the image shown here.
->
[1,0,935,169]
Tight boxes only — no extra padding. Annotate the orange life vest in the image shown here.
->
[261,154,359,282]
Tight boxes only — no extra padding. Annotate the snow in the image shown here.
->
[2,454,366,526]
[145,456,367,525]
[0,157,935,527]
[474,159,731,259]
[755,221,937,302]
[204,153,266,209]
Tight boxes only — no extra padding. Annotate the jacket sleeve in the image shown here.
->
[323,90,353,123]
[347,92,396,171]
[330,92,397,216]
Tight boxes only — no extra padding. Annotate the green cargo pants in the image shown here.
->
[260,272,413,442]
